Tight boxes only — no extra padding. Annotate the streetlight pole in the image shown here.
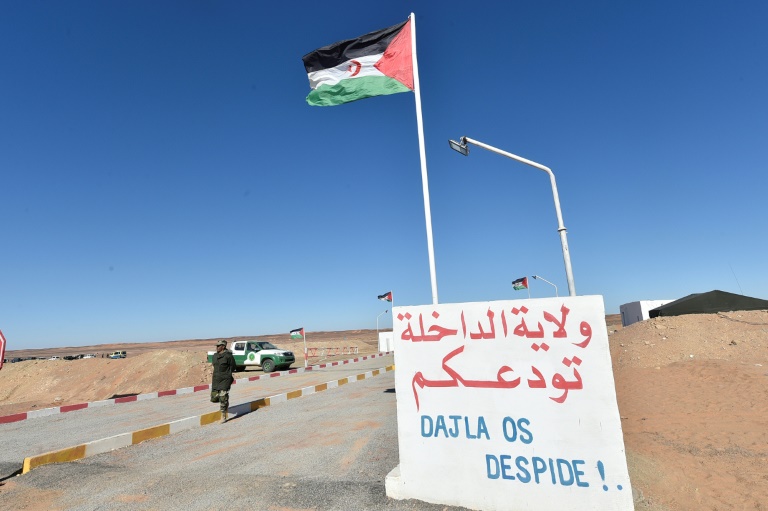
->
[532,275,558,297]
[377,309,389,341]
[448,136,576,296]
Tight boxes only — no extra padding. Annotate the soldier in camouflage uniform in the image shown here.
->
[210,339,236,423]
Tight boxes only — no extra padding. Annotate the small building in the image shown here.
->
[620,300,674,327]
[378,331,394,352]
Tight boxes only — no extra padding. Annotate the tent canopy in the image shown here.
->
[649,290,768,318]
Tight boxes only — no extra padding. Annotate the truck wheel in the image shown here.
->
[262,359,275,373]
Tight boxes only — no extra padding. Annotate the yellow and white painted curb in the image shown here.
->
[2,352,393,425]
[22,364,394,474]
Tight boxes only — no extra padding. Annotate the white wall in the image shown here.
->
[378,331,394,352]
[619,300,674,326]
[386,296,633,511]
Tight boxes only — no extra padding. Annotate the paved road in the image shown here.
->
[0,356,472,511]
[0,356,393,476]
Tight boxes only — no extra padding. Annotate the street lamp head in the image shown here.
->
[448,138,469,156]
[532,275,539,280]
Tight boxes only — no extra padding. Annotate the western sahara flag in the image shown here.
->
[0,330,6,370]
[512,277,528,290]
[378,291,393,302]
[302,19,413,106]
[290,328,304,339]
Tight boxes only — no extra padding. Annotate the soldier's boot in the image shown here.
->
[220,410,228,424]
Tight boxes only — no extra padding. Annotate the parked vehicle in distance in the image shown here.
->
[11,357,23,363]
[207,340,294,373]
[108,351,127,359]
[48,356,61,361]
[83,354,96,359]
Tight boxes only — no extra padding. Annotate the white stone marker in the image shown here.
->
[386,295,633,511]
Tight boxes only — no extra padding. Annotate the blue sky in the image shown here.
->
[2,1,766,349]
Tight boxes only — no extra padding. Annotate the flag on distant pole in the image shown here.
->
[512,277,530,299]
[0,330,6,371]
[290,328,308,368]
[302,14,440,306]
[302,20,413,106]
[378,291,393,302]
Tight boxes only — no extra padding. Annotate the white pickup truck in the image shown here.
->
[207,340,295,373]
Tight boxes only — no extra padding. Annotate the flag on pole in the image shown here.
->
[512,277,528,290]
[302,19,413,106]
[378,291,393,302]
[303,14,440,307]
[290,328,304,339]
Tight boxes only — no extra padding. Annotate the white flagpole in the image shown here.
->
[303,330,308,368]
[409,12,439,305]
[390,294,394,335]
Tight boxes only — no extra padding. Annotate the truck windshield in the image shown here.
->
[258,342,278,350]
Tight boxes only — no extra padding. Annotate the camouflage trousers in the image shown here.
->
[210,389,229,412]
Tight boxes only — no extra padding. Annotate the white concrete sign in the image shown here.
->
[386,295,633,511]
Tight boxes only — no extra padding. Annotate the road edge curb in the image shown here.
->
[21,364,395,474]
[1,352,393,425]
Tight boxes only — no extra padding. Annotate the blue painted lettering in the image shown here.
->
[434,415,448,437]
[557,459,574,486]
[464,416,477,439]
[488,455,592,490]
[420,415,492,440]
[518,418,533,444]
[502,417,518,442]
[502,416,533,443]
[448,415,461,438]
[573,460,589,487]
[515,456,531,483]
[420,415,433,437]
[486,454,500,479]
[476,416,490,440]
[500,455,515,480]
[533,457,547,484]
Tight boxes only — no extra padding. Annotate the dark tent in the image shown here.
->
[649,290,768,318]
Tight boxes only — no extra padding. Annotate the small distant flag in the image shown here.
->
[290,328,304,339]
[0,330,6,370]
[378,291,393,302]
[512,277,528,290]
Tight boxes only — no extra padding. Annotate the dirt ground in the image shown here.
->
[3,314,768,510]
[608,311,768,510]
[0,330,381,416]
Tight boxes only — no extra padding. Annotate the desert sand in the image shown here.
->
[1,330,380,416]
[3,313,767,510]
